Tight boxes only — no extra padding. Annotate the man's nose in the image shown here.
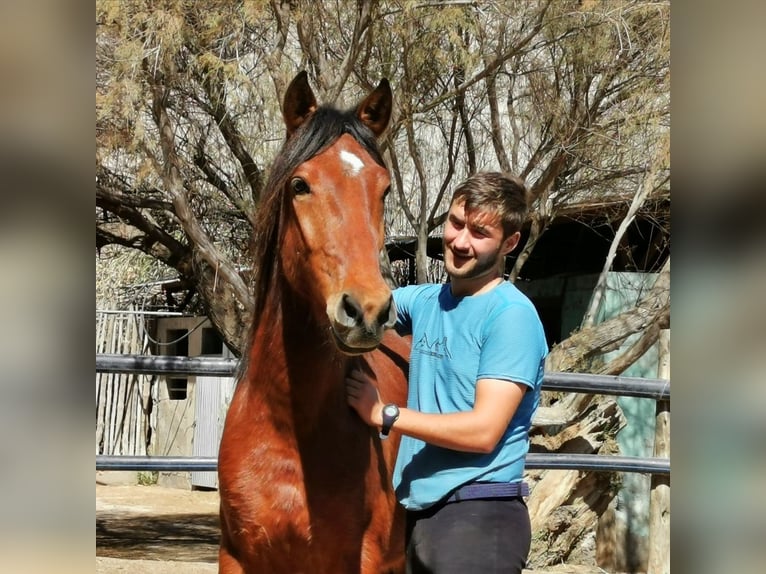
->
[453,228,471,250]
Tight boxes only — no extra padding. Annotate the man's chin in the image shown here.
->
[446,263,473,278]
[445,256,470,274]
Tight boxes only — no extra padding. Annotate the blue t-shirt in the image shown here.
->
[392,282,547,511]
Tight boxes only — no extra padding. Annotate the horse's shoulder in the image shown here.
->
[381,330,411,356]
[364,331,409,403]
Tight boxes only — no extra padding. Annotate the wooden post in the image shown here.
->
[647,329,670,574]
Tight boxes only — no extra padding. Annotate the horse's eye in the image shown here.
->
[290,177,310,195]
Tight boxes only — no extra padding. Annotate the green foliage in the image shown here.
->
[137,471,159,486]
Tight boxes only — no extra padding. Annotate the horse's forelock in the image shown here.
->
[286,106,385,171]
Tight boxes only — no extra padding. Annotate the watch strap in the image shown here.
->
[379,403,399,439]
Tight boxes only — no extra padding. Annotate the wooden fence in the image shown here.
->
[96,310,156,458]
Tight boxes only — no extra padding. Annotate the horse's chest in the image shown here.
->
[220,382,388,570]
[229,439,375,572]
[233,409,375,511]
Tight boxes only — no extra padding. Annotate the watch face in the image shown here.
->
[383,405,397,417]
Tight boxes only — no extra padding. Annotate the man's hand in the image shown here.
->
[345,365,384,427]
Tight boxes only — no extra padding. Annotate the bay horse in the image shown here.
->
[217,72,409,573]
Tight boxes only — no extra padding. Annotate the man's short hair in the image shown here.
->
[450,172,529,237]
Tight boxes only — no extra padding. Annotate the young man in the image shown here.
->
[346,172,548,574]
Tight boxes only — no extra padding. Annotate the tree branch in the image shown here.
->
[384,136,416,232]
[453,55,476,173]
[198,66,263,205]
[96,176,187,265]
[597,314,666,376]
[192,136,258,229]
[486,70,512,172]
[581,133,669,328]
[326,0,374,103]
[427,107,459,227]
[148,70,253,313]
[414,0,553,116]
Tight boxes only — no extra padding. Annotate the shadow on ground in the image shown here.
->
[96,512,220,563]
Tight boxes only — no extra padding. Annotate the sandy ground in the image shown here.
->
[96,483,219,573]
[95,482,609,574]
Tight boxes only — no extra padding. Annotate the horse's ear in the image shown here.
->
[283,71,318,136]
[356,79,392,138]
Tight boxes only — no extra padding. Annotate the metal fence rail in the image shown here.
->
[95,453,670,474]
[97,353,237,377]
[96,354,671,400]
[96,354,671,475]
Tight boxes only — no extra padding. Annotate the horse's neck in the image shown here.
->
[243,296,350,433]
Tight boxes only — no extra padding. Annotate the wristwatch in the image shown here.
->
[379,403,400,439]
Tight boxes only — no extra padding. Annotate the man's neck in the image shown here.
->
[449,275,503,297]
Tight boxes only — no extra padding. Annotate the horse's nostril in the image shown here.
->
[377,296,395,327]
[342,293,362,324]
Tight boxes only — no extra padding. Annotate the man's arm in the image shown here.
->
[345,368,527,453]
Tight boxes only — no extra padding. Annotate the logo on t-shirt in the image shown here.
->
[413,334,452,359]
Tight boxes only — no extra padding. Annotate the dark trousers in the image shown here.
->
[405,497,531,574]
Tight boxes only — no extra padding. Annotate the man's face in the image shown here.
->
[443,199,511,281]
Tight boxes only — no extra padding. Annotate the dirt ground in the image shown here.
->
[96,483,219,573]
[95,482,609,574]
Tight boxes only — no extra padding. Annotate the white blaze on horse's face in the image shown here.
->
[339,150,365,176]
[286,134,395,354]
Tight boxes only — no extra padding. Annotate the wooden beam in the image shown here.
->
[647,329,670,574]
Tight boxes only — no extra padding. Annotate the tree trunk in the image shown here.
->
[194,260,252,355]
[527,396,625,568]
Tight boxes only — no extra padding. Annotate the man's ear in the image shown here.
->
[501,231,521,255]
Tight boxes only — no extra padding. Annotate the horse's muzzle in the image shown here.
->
[329,292,396,354]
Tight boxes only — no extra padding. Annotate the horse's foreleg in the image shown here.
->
[380,557,406,574]
[379,505,406,574]
[360,521,405,574]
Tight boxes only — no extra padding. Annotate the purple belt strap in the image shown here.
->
[445,481,530,504]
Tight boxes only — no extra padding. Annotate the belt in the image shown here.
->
[445,481,529,504]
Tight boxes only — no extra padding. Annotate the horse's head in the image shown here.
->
[275,72,395,355]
